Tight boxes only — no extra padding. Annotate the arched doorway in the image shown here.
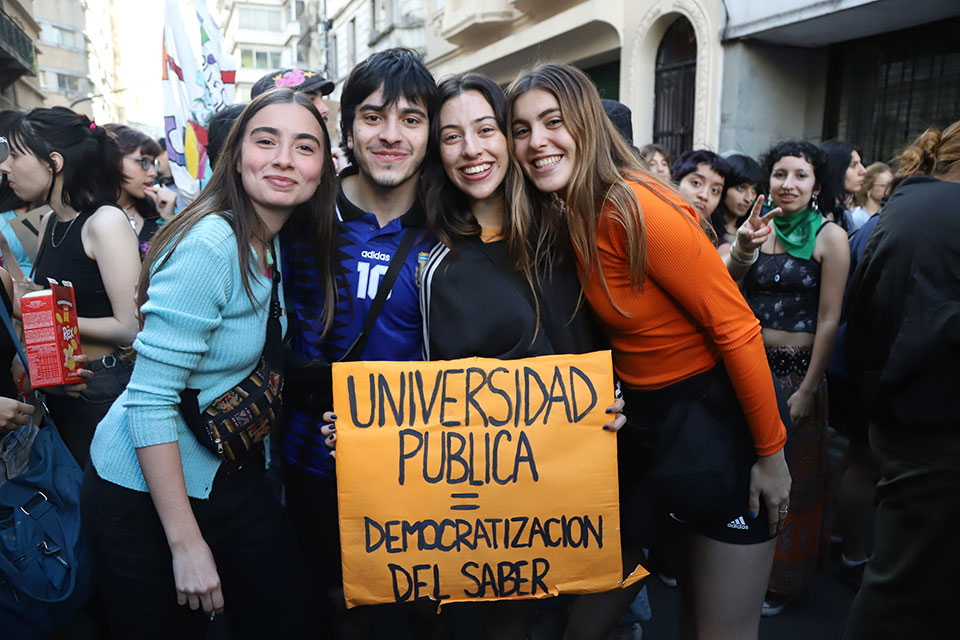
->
[653,17,696,161]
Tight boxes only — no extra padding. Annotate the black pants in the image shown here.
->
[283,464,343,590]
[46,353,133,465]
[283,464,447,640]
[844,423,960,639]
[80,456,318,640]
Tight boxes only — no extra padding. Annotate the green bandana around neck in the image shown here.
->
[772,206,821,260]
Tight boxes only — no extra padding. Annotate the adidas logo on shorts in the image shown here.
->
[726,516,749,530]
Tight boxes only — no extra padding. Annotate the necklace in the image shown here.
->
[771,236,788,283]
[124,205,137,230]
[50,214,79,248]
[253,236,275,278]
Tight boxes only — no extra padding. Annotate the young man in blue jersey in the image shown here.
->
[279,48,440,635]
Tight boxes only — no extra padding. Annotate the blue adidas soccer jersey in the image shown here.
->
[281,168,435,477]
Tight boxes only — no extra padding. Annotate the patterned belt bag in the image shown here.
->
[179,270,284,462]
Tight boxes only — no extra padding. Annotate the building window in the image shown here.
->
[240,48,283,70]
[824,17,960,164]
[40,23,83,50]
[329,33,339,80]
[238,7,282,31]
[40,69,86,95]
[348,18,357,68]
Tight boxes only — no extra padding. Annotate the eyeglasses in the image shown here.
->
[126,155,158,171]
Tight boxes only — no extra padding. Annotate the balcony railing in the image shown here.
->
[0,9,34,74]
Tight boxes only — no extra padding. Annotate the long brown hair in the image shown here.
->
[506,63,694,313]
[137,90,338,334]
[896,120,960,178]
[423,73,515,248]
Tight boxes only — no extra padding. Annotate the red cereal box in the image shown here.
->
[20,279,85,388]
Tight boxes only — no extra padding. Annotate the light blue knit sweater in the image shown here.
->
[89,215,286,499]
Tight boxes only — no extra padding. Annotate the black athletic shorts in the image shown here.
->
[617,365,791,548]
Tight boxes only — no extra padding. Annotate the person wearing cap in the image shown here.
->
[251,68,335,121]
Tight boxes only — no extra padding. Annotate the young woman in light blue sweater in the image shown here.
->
[80,89,338,639]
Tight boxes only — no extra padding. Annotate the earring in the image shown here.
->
[811,193,819,211]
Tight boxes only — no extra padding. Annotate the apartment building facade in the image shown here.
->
[34,0,92,116]
[218,0,301,102]
[421,0,960,163]
[0,0,44,110]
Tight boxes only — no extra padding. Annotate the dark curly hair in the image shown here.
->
[761,140,827,211]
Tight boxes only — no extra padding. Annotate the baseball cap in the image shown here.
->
[251,68,335,100]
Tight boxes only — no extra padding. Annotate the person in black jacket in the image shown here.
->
[420,73,600,361]
[420,72,627,639]
[844,120,960,640]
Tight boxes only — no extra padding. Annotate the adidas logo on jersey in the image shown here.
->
[726,516,749,530]
[361,250,392,261]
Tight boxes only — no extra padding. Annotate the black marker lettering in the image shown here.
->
[570,366,598,422]
[439,369,463,427]
[347,374,376,428]
[398,429,423,485]
[464,367,489,427]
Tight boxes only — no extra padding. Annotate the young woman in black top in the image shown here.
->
[103,123,177,257]
[0,107,140,463]
[741,141,850,615]
[421,73,601,360]
[419,72,626,638]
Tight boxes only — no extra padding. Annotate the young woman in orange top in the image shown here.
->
[507,63,791,640]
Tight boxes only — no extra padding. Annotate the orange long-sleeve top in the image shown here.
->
[575,179,787,456]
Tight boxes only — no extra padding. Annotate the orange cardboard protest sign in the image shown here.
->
[332,351,647,608]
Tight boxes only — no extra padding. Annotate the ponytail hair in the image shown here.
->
[896,120,960,179]
[0,106,122,211]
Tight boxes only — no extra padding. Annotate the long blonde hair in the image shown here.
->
[506,64,695,312]
[854,162,892,207]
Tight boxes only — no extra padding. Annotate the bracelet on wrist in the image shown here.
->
[730,246,759,266]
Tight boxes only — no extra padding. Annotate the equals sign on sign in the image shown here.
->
[450,493,479,511]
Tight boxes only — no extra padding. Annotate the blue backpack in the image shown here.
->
[0,296,93,639]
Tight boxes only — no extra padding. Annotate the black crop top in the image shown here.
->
[743,222,832,333]
[33,206,117,318]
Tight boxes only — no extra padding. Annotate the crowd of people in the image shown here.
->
[0,47,957,640]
